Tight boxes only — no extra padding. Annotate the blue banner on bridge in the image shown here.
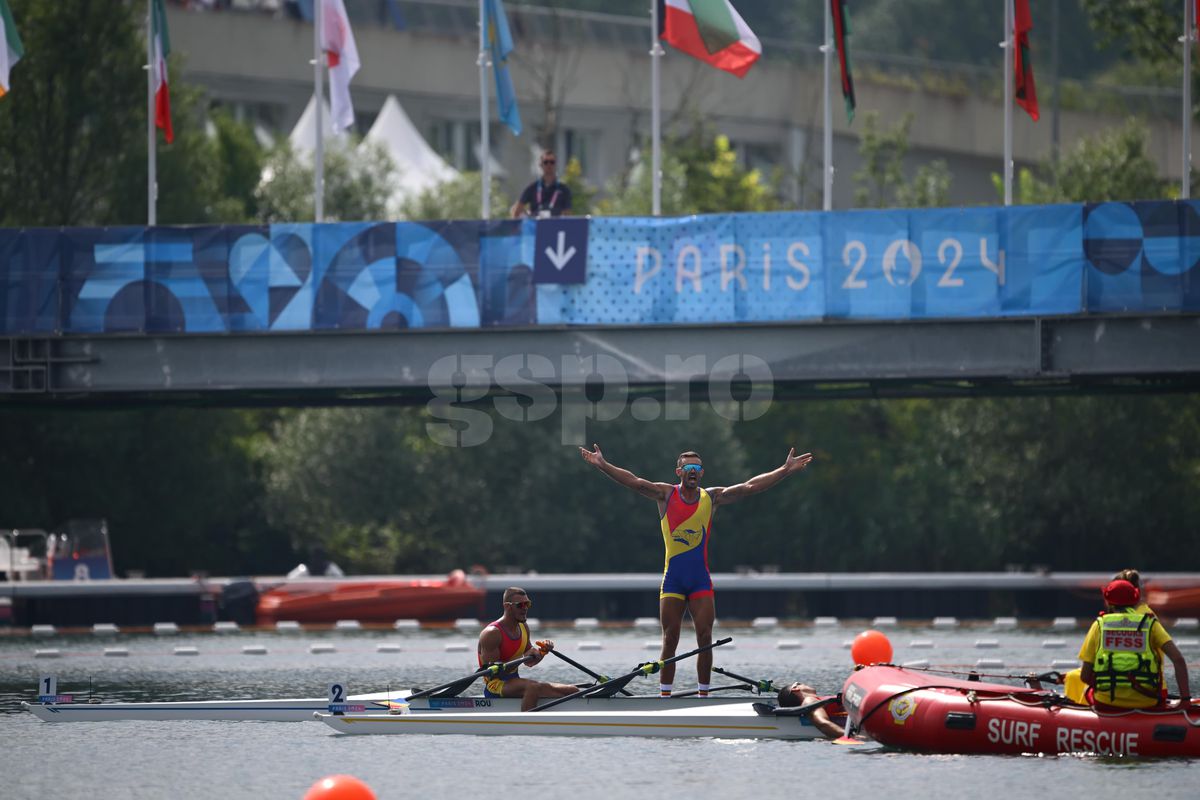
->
[0,201,1196,335]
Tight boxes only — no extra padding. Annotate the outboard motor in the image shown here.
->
[220,580,260,626]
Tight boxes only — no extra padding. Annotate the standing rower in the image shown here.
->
[580,446,813,697]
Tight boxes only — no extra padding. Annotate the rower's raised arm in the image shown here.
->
[709,448,813,506]
[579,444,672,502]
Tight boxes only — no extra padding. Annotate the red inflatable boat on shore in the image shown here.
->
[256,570,485,624]
[842,665,1200,757]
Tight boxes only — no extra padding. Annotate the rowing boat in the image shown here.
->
[315,701,842,739]
[21,691,753,723]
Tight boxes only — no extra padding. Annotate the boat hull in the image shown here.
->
[842,665,1200,757]
[315,702,834,739]
[256,577,484,624]
[22,692,754,723]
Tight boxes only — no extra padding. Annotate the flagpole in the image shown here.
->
[1183,0,1192,199]
[480,0,491,219]
[1003,0,1013,206]
[650,0,663,217]
[314,0,325,223]
[822,0,833,211]
[147,0,156,227]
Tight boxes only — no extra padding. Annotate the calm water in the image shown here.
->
[1,624,1197,799]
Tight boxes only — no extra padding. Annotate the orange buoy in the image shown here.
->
[850,629,893,666]
[303,774,377,800]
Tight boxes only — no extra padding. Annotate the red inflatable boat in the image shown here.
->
[842,665,1200,757]
[256,570,485,624]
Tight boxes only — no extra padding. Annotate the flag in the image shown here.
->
[485,0,521,136]
[1013,0,1039,121]
[322,0,360,133]
[657,0,761,79]
[830,0,855,123]
[0,0,25,100]
[151,0,173,142]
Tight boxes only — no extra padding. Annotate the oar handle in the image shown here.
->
[406,653,531,701]
[713,666,777,695]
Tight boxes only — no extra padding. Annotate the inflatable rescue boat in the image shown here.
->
[842,665,1200,757]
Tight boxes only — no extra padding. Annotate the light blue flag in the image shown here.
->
[485,0,522,136]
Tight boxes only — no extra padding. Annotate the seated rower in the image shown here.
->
[1078,579,1190,711]
[477,587,578,711]
[776,682,843,739]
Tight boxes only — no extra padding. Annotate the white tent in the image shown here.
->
[361,95,459,211]
[288,94,337,160]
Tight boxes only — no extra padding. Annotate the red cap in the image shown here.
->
[1103,579,1140,607]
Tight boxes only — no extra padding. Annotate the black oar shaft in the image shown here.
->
[407,654,530,701]
[532,637,733,712]
[548,649,634,697]
[713,666,776,694]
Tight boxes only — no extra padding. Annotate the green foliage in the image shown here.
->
[852,112,951,209]
[0,408,287,576]
[0,0,264,227]
[399,171,507,221]
[598,132,780,216]
[0,0,144,225]
[255,140,395,223]
[559,157,597,216]
[994,120,1167,204]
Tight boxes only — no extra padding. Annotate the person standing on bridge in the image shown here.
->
[579,446,813,698]
[510,149,572,219]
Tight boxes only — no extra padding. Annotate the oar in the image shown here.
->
[547,649,634,697]
[532,637,733,712]
[669,683,751,698]
[713,666,779,695]
[407,654,533,701]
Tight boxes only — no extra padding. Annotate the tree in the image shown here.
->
[996,119,1166,204]
[852,112,952,208]
[400,172,507,221]
[598,132,780,216]
[255,140,395,223]
[0,0,145,226]
[0,0,265,227]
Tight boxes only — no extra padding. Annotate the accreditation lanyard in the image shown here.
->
[535,180,561,213]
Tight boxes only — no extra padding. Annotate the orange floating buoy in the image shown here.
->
[303,774,377,800]
[850,629,893,666]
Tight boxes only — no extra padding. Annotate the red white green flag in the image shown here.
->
[0,0,24,100]
[1013,0,1039,122]
[151,0,173,142]
[657,0,761,79]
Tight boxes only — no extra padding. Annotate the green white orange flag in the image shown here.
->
[657,0,761,79]
[151,0,173,142]
[0,0,25,100]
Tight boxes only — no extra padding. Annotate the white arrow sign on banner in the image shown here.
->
[544,231,577,271]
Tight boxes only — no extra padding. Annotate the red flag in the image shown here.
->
[1013,0,1038,121]
[831,0,855,123]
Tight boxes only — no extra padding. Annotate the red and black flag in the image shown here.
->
[830,0,855,123]
[1013,0,1039,121]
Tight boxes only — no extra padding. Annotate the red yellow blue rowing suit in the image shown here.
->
[478,618,530,696]
[660,485,715,600]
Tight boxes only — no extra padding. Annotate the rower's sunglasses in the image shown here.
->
[541,159,556,165]
[505,600,533,610]
[679,463,703,472]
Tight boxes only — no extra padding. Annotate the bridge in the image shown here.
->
[2,201,1199,406]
